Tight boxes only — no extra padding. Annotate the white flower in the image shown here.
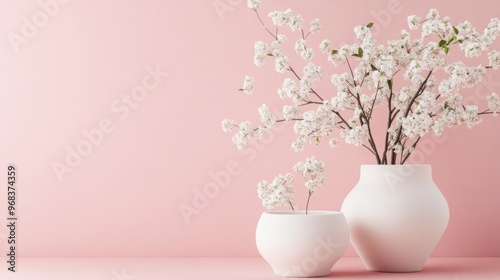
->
[275,56,289,73]
[221,119,237,132]
[405,60,427,78]
[283,105,300,120]
[289,13,304,31]
[456,21,475,40]
[293,156,326,193]
[354,25,371,40]
[291,137,305,151]
[294,39,314,61]
[303,62,324,83]
[488,50,500,69]
[310,19,321,33]
[342,125,369,146]
[421,19,439,37]
[395,87,411,109]
[401,113,433,138]
[319,39,331,53]
[240,75,254,95]
[426,9,440,20]
[294,39,306,54]
[462,105,482,128]
[407,15,421,30]
[254,41,270,66]
[277,78,300,100]
[300,48,314,61]
[258,104,277,126]
[270,40,282,57]
[488,92,500,114]
[231,121,254,149]
[464,42,482,57]
[328,138,339,148]
[257,173,295,210]
[438,79,458,96]
[247,0,261,10]
[269,9,303,31]
[293,103,336,147]
[268,10,288,27]
[277,34,287,43]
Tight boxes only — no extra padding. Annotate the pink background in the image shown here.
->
[0,0,499,259]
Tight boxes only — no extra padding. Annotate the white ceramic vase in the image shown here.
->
[255,211,349,277]
[341,164,449,272]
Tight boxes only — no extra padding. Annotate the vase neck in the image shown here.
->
[358,165,434,187]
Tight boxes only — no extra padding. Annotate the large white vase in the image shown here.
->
[255,211,349,277]
[341,164,449,272]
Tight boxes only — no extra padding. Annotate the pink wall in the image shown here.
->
[0,0,499,258]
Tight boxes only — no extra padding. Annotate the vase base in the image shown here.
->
[366,266,423,273]
[274,271,331,278]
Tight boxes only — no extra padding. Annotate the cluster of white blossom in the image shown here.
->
[295,39,314,61]
[292,102,336,151]
[341,124,369,146]
[256,157,326,211]
[453,17,500,58]
[221,119,237,132]
[277,78,302,101]
[282,104,300,120]
[293,156,326,193]
[247,0,261,10]
[268,8,304,31]
[240,75,255,95]
[224,6,500,165]
[489,51,500,69]
[231,121,254,150]
[258,104,277,126]
[257,173,295,210]
[253,35,291,74]
[254,41,270,67]
[488,93,500,115]
[309,19,321,33]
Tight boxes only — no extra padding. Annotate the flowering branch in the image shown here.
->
[256,156,326,213]
[224,3,500,169]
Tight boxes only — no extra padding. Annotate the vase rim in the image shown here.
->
[263,210,343,216]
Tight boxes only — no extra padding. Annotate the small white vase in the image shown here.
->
[341,164,449,272]
[255,211,349,277]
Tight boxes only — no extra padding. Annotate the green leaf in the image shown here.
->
[458,39,464,44]
[387,79,393,90]
[238,88,244,91]
[366,22,374,28]
[352,54,361,58]
[358,47,363,57]
[439,39,447,47]
[331,49,338,55]
[370,64,378,71]
[316,137,320,144]
[447,36,456,45]
[444,47,450,54]
[453,26,459,35]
